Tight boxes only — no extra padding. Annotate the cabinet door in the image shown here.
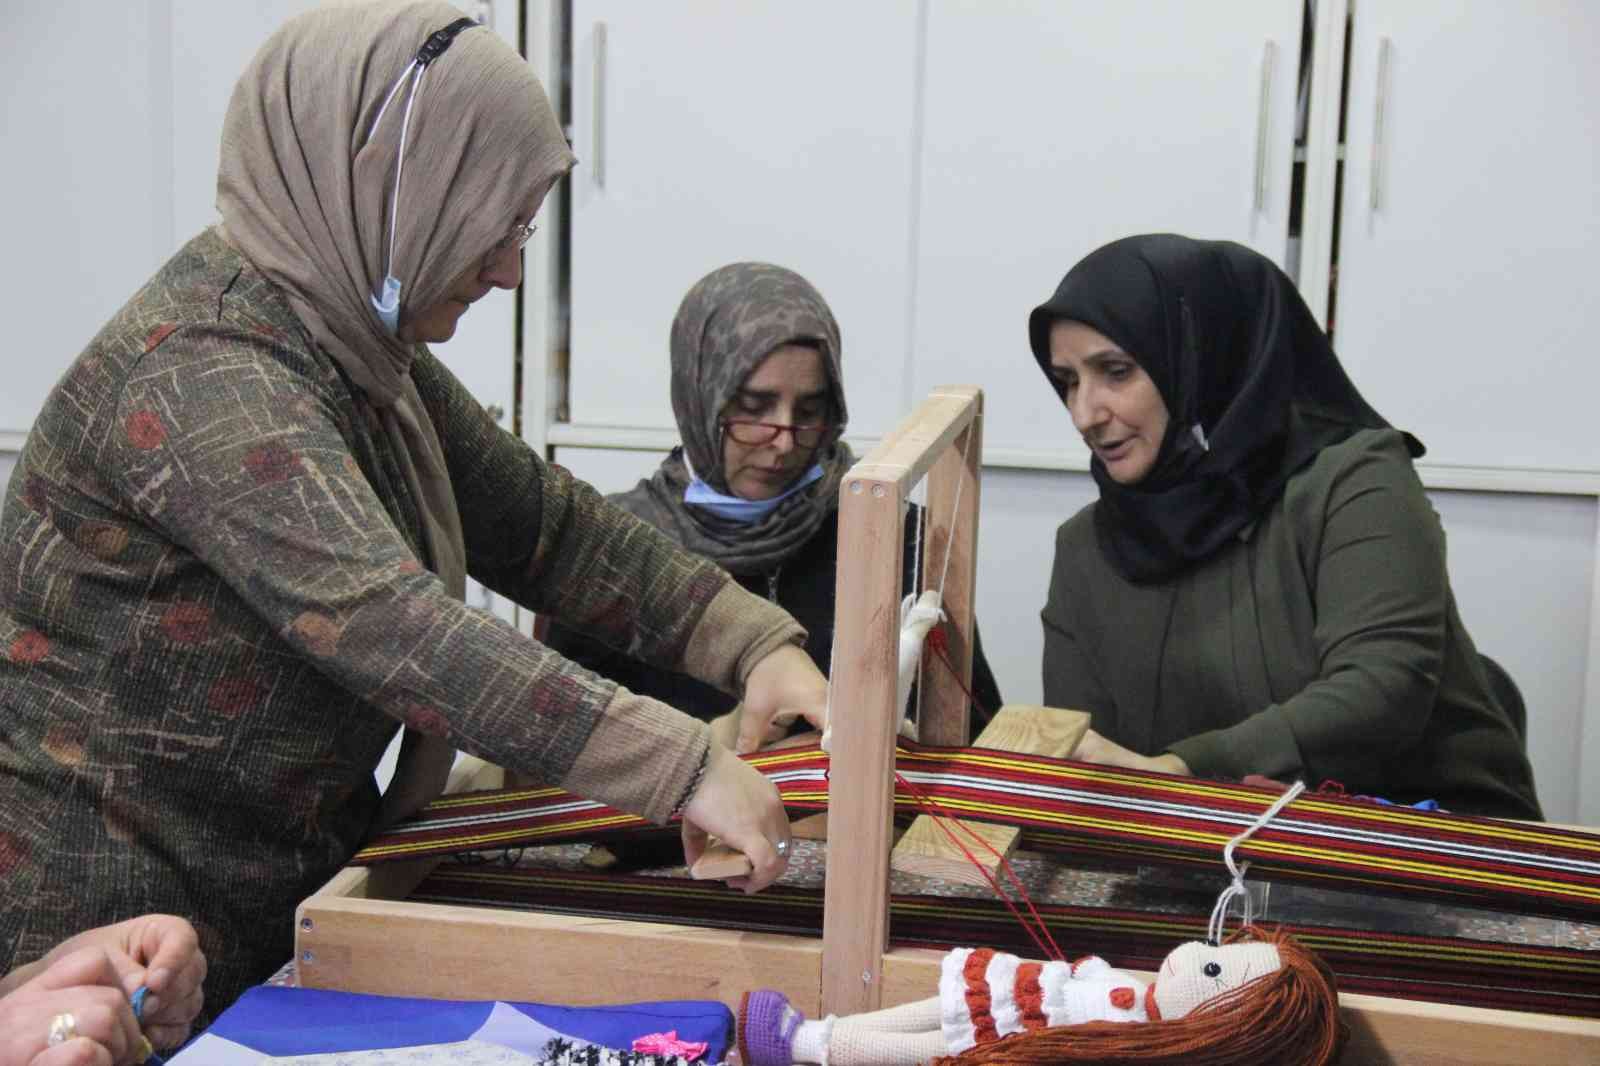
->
[568,1,922,439]
[1334,1,1600,473]
[912,0,1303,464]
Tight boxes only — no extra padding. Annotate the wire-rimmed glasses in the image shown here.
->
[491,221,537,254]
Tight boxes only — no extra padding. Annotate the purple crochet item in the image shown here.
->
[737,988,802,1066]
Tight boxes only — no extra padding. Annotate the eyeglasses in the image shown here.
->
[721,419,833,448]
[490,221,537,255]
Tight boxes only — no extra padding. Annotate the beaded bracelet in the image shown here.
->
[671,743,711,817]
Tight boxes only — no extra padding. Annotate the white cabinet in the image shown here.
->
[567,1,923,439]
[1321,0,1600,474]
[912,0,1304,463]
[563,1,1302,460]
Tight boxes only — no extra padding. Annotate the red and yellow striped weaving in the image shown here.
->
[356,741,1600,923]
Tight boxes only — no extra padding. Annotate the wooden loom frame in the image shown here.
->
[296,385,1600,1063]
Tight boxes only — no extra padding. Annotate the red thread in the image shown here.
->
[924,625,995,726]
[894,769,1063,962]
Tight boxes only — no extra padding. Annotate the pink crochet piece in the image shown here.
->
[632,1030,709,1060]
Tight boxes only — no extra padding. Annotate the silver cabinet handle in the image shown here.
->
[1254,39,1276,215]
[1370,36,1393,222]
[592,21,607,190]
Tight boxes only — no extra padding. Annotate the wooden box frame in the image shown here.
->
[297,386,1600,1062]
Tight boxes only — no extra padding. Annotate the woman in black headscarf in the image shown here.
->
[1031,234,1540,818]
[547,263,1002,754]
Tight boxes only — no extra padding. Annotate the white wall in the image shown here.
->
[0,454,15,513]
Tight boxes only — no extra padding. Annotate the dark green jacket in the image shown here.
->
[546,504,1004,732]
[1042,429,1541,819]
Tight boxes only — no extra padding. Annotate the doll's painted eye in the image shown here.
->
[1203,961,1222,977]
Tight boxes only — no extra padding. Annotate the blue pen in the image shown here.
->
[130,987,168,1065]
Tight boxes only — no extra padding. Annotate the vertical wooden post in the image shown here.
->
[918,390,982,747]
[820,473,905,1017]
[820,386,982,1017]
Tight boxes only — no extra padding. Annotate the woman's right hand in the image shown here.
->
[0,947,146,1066]
[680,742,792,893]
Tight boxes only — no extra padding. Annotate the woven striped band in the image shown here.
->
[356,740,1600,924]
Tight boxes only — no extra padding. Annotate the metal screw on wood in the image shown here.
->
[861,969,871,984]
[302,950,315,963]
[300,917,314,930]
[871,485,886,498]
[850,481,863,494]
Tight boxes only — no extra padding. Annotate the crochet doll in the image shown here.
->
[737,926,1342,1066]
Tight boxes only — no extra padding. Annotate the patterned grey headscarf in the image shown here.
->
[610,263,851,575]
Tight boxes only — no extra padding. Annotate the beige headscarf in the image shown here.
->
[217,0,575,599]
[218,1,574,822]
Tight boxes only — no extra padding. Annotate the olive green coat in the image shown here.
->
[1043,429,1541,819]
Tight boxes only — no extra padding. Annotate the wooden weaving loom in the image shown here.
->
[296,386,1600,1063]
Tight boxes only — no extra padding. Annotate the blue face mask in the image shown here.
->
[684,463,824,524]
[363,19,478,336]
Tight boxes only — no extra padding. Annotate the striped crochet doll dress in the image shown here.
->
[738,947,1154,1066]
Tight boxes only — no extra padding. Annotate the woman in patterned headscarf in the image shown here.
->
[547,263,1002,759]
[0,2,826,1019]
[1030,234,1538,818]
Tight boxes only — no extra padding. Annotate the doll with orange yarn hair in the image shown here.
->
[736,926,1343,1066]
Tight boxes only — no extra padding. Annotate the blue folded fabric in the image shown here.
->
[201,985,733,1061]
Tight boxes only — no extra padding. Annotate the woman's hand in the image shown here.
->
[736,644,828,754]
[4,916,207,1052]
[97,915,206,1050]
[0,947,145,1066]
[1072,729,1191,776]
[680,743,793,893]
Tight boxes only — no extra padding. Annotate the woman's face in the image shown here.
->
[398,188,547,344]
[719,343,832,500]
[1047,319,1170,485]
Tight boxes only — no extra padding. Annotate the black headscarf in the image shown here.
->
[1028,234,1421,584]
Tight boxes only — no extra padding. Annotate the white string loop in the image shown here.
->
[824,405,980,751]
[935,420,977,603]
[1207,779,1306,944]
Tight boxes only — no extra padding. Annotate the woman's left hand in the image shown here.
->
[62,916,207,1051]
[1073,729,1192,776]
[735,644,829,754]
[109,914,207,1049]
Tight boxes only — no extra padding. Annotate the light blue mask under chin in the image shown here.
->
[684,463,824,524]
[371,275,403,334]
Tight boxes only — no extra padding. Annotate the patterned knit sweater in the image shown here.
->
[0,229,800,1013]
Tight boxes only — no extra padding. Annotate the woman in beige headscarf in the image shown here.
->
[0,1,823,1021]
